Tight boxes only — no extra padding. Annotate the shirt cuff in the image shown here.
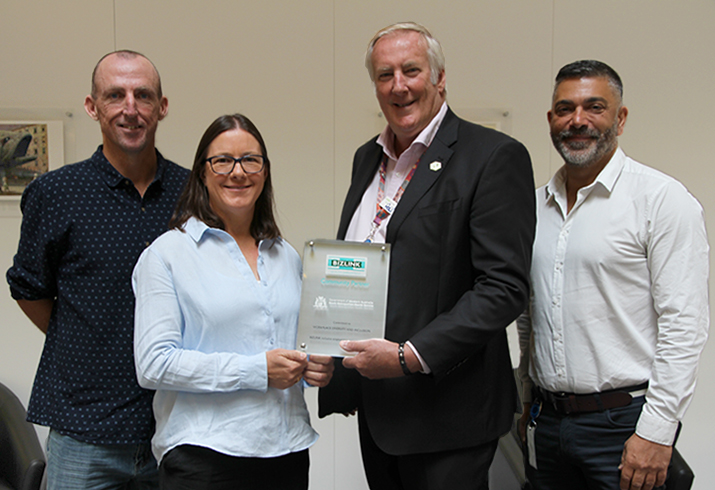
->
[238,352,269,392]
[405,341,431,374]
[635,402,679,446]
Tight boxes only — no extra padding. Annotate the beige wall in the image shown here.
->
[1,1,713,489]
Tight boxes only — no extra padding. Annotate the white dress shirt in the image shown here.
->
[517,148,709,445]
[345,102,448,244]
[132,217,317,463]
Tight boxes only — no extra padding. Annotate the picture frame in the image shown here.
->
[0,119,64,198]
[0,120,64,200]
[0,108,75,217]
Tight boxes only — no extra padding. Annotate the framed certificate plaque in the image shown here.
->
[296,239,390,357]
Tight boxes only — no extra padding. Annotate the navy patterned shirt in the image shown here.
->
[6,146,189,444]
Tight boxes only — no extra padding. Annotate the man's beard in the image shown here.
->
[551,119,619,168]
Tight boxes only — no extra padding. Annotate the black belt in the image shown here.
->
[537,383,648,415]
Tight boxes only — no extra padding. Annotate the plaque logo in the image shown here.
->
[313,296,328,310]
[326,255,367,278]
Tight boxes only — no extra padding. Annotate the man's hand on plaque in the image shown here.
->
[340,339,418,379]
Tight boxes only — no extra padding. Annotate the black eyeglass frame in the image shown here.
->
[206,155,266,175]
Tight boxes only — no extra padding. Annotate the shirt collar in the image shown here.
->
[592,147,626,193]
[183,216,278,250]
[184,216,211,242]
[545,147,626,202]
[376,101,448,159]
[90,145,169,190]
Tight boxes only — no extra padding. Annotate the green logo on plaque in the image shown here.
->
[326,255,367,278]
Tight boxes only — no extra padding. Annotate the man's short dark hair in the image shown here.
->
[554,60,623,101]
[91,50,163,99]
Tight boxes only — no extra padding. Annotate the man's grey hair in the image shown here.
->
[365,22,445,85]
[554,59,623,105]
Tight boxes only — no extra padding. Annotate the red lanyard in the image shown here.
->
[365,154,420,243]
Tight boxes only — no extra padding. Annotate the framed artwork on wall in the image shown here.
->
[1,119,64,199]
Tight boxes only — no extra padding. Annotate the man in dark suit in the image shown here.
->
[319,22,536,489]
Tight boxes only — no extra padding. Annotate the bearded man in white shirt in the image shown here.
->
[517,60,709,490]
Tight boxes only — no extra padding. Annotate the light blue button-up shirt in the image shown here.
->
[132,217,317,463]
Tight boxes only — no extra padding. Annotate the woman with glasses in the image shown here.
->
[132,114,334,490]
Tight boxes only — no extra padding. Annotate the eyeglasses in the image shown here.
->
[206,155,265,175]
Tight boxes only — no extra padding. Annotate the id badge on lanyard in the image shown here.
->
[365,155,420,243]
[526,399,542,469]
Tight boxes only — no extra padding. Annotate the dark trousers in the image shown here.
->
[525,396,663,490]
[358,411,498,490]
[159,445,309,490]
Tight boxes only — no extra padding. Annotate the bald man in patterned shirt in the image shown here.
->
[7,50,189,489]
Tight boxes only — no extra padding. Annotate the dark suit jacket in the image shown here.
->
[319,108,536,455]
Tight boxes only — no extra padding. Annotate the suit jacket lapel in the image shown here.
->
[385,109,459,242]
[337,140,383,239]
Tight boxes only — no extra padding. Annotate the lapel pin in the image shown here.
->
[429,161,442,172]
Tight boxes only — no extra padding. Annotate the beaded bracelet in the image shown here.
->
[398,342,413,376]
